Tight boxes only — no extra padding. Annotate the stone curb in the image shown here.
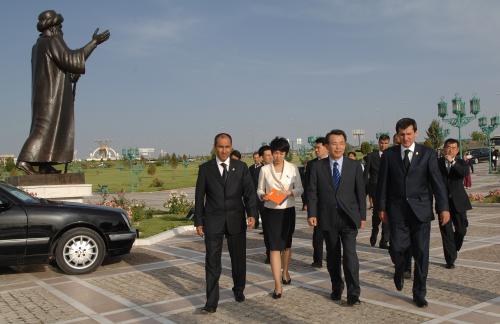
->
[134,225,195,246]
[471,202,500,208]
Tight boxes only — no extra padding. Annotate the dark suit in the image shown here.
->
[305,158,328,265]
[307,157,366,298]
[364,150,390,246]
[195,159,257,309]
[376,144,448,299]
[249,163,262,228]
[438,157,472,265]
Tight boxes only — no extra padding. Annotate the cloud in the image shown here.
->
[295,64,383,77]
[116,17,199,56]
[128,18,198,41]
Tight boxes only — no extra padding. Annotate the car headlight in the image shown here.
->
[121,211,132,229]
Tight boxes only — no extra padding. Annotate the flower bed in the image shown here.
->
[468,189,500,203]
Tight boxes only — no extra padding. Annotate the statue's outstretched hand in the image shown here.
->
[92,28,110,45]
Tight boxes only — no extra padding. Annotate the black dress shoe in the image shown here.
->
[272,290,282,299]
[201,306,216,313]
[445,263,455,269]
[330,290,343,301]
[311,262,322,268]
[394,273,404,291]
[369,236,376,247]
[346,296,361,306]
[234,291,245,302]
[413,297,428,308]
[404,270,412,279]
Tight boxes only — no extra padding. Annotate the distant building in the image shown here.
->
[87,140,120,161]
[0,154,16,166]
[138,148,155,160]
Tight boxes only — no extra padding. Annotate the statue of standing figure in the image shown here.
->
[17,10,110,175]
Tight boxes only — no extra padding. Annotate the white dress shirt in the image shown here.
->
[400,142,416,162]
[257,160,304,209]
[215,156,230,176]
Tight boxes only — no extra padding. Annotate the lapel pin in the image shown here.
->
[232,168,235,171]
[415,152,419,156]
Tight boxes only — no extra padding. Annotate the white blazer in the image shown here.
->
[257,160,304,209]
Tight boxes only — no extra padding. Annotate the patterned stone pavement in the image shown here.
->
[0,163,498,323]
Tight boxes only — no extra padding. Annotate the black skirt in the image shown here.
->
[262,207,296,251]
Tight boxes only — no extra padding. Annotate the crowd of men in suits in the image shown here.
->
[194,117,472,313]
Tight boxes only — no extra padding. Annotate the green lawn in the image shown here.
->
[80,162,201,192]
[74,156,279,193]
[134,214,194,238]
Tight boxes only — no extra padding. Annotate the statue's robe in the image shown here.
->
[18,34,86,163]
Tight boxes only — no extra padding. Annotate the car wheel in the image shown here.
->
[55,228,105,275]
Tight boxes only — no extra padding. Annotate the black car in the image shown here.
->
[468,147,490,164]
[0,182,136,274]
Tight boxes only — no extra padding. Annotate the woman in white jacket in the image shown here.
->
[257,137,303,299]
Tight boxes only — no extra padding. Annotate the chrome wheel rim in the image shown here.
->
[63,235,98,270]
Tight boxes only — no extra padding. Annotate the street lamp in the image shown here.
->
[438,94,480,157]
[478,115,499,174]
[352,129,365,147]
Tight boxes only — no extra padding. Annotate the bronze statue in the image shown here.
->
[17,10,110,175]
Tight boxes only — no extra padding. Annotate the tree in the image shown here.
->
[147,163,156,176]
[424,119,445,149]
[169,153,178,168]
[4,157,15,172]
[360,142,372,155]
[470,131,486,143]
[182,154,188,161]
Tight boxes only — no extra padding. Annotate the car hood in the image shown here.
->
[42,200,124,214]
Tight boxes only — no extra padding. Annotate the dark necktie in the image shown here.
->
[403,149,411,172]
[220,162,228,182]
[332,161,341,189]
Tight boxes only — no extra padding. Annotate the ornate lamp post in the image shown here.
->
[478,115,499,174]
[122,148,142,192]
[438,94,480,157]
[307,136,317,147]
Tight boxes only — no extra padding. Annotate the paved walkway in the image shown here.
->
[1,164,499,323]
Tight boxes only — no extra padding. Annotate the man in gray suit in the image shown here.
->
[307,129,366,306]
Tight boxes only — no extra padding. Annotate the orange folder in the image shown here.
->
[268,188,288,206]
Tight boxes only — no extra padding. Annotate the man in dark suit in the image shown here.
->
[364,134,391,249]
[307,129,366,306]
[248,151,262,229]
[195,133,257,313]
[253,145,273,263]
[438,138,472,269]
[304,137,331,268]
[377,118,450,308]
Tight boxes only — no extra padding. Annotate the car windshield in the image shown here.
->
[0,183,39,203]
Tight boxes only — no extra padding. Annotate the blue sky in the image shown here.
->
[1,0,499,157]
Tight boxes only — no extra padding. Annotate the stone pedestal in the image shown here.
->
[6,173,92,203]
